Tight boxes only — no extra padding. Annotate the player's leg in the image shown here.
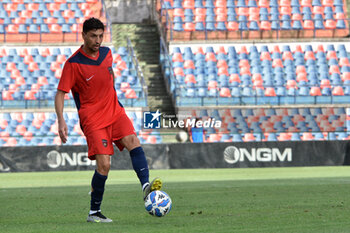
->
[112,113,162,199]
[86,128,114,223]
[119,134,148,185]
[118,134,162,199]
[87,154,112,223]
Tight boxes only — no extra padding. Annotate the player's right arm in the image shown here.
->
[55,60,75,144]
[55,90,68,143]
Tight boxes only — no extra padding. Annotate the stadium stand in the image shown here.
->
[0,0,111,43]
[0,46,147,109]
[156,0,350,143]
[1,0,349,146]
[0,43,155,145]
[177,106,350,142]
[0,110,162,146]
[0,1,164,146]
[157,0,349,40]
[162,43,350,106]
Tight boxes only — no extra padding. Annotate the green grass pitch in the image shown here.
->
[1,166,350,233]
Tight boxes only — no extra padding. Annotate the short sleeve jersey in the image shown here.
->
[57,46,123,134]
[191,127,204,143]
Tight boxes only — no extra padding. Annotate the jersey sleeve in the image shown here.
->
[57,61,76,93]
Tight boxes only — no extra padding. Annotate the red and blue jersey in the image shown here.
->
[57,45,123,134]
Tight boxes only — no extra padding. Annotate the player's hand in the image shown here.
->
[57,119,68,144]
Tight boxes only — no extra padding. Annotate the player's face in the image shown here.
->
[82,29,104,54]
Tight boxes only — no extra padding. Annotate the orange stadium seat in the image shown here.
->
[47,3,60,12]
[258,0,269,8]
[301,132,314,141]
[4,137,17,147]
[185,74,196,83]
[54,69,62,79]
[332,86,344,96]
[184,60,195,69]
[205,52,216,62]
[243,133,255,142]
[56,54,67,64]
[229,73,241,83]
[183,0,195,9]
[125,89,137,98]
[208,80,218,90]
[322,0,334,7]
[53,136,62,145]
[120,82,131,92]
[265,87,277,96]
[37,76,48,87]
[6,62,16,72]
[217,60,228,68]
[16,125,27,136]
[27,3,39,11]
[329,65,340,74]
[146,135,157,144]
[215,0,227,8]
[10,70,22,79]
[24,90,36,100]
[15,76,26,86]
[220,87,231,97]
[28,62,39,72]
[342,72,350,81]
[325,20,336,29]
[2,91,14,101]
[184,22,195,31]
[326,50,337,60]
[301,0,312,7]
[172,53,184,62]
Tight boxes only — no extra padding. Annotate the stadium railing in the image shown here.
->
[126,37,148,107]
[173,85,350,106]
[0,23,112,43]
[159,36,177,105]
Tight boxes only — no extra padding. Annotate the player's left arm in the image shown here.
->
[108,49,115,85]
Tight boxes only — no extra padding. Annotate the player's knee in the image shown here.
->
[122,134,141,151]
[98,163,110,176]
[96,156,111,175]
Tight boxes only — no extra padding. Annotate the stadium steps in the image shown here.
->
[112,23,176,116]
[144,64,175,114]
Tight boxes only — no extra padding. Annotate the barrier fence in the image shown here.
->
[1,141,349,172]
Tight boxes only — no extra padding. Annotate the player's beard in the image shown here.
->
[91,44,100,52]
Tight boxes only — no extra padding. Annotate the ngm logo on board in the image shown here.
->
[47,150,96,168]
[223,146,292,164]
[143,110,222,129]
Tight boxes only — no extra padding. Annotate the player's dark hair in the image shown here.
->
[83,17,105,33]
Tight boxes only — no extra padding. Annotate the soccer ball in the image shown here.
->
[145,190,172,217]
[176,130,189,142]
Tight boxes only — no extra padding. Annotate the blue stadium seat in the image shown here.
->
[28,25,39,33]
[174,22,184,31]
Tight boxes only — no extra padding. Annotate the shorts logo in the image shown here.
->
[143,110,161,129]
[102,139,108,147]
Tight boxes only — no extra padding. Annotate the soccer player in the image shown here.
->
[54,18,162,223]
[188,118,205,143]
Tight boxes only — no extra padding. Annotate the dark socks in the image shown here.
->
[130,147,149,187]
[90,170,107,211]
